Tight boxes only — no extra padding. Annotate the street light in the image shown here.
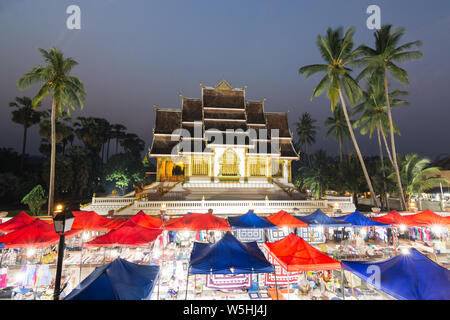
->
[53,208,75,300]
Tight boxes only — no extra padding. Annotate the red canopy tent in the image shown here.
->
[370,210,412,226]
[71,211,117,232]
[0,219,81,248]
[125,210,163,228]
[164,213,231,231]
[266,210,307,228]
[104,217,128,229]
[264,233,341,272]
[83,220,162,247]
[0,211,35,233]
[404,209,450,227]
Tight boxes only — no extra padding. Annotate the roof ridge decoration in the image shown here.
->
[214,79,234,91]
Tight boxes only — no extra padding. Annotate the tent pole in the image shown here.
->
[287,271,290,300]
[185,268,190,300]
[273,271,279,300]
[79,233,84,285]
[0,248,4,267]
[341,268,345,300]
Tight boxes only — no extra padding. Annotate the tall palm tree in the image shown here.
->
[354,75,408,167]
[356,24,423,210]
[295,112,317,165]
[18,47,86,215]
[110,124,127,154]
[8,96,42,170]
[298,26,379,207]
[119,133,145,158]
[324,105,352,163]
[390,154,449,203]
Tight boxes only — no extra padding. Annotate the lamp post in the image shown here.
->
[53,208,75,300]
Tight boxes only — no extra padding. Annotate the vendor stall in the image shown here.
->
[342,248,450,300]
[266,210,307,242]
[228,210,277,243]
[64,258,160,300]
[0,212,35,233]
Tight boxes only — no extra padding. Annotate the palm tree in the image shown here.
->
[296,149,332,198]
[8,96,42,170]
[119,133,145,158]
[295,112,317,165]
[390,154,449,203]
[298,26,379,207]
[18,47,86,215]
[324,105,352,163]
[356,25,423,210]
[110,124,127,154]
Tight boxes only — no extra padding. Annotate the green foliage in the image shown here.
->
[41,155,74,195]
[104,153,145,195]
[390,154,449,201]
[21,185,47,216]
[294,112,317,162]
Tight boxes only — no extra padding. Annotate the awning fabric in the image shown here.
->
[295,209,351,227]
[0,211,35,233]
[266,210,307,228]
[264,233,341,272]
[72,211,116,232]
[342,248,450,300]
[404,209,450,227]
[227,210,277,229]
[64,258,159,300]
[104,218,128,230]
[0,219,81,248]
[83,220,162,248]
[125,210,163,228]
[336,210,391,228]
[164,212,231,231]
[370,210,412,226]
[189,231,274,274]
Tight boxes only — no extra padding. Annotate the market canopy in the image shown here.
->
[72,211,116,232]
[164,212,231,231]
[295,209,351,227]
[264,233,341,272]
[405,209,450,227]
[0,219,81,248]
[336,210,391,228]
[125,210,163,228]
[370,210,412,226]
[189,231,274,274]
[65,258,159,300]
[83,220,162,248]
[342,248,450,300]
[104,217,128,230]
[266,210,307,228]
[0,211,35,233]
[227,210,277,229]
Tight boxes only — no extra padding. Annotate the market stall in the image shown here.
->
[295,209,351,244]
[125,210,163,228]
[187,231,274,300]
[266,210,307,241]
[164,212,231,231]
[264,233,342,300]
[0,211,35,233]
[64,258,160,300]
[342,248,450,300]
[227,210,277,243]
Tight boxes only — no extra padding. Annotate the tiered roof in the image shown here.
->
[149,80,298,159]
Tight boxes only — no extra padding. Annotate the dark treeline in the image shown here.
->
[1,104,155,211]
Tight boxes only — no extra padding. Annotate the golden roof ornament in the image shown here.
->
[153,104,159,110]
[215,79,233,91]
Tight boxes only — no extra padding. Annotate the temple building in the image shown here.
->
[82,80,355,216]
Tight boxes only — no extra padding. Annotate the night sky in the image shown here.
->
[1,0,449,160]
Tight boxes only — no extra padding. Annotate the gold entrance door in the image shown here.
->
[219,149,239,177]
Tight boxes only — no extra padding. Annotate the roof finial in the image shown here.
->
[178,92,184,99]
[242,85,247,91]
[200,82,205,88]
[261,98,267,103]
[153,104,159,110]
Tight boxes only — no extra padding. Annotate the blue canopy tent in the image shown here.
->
[295,209,352,227]
[185,232,275,299]
[64,258,159,300]
[342,248,450,300]
[336,210,391,228]
[227,210,277,229]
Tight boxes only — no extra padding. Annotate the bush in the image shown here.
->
[21,185,47,216]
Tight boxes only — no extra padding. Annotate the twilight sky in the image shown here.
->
[1,0,449,161]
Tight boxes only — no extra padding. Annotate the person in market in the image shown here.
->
[297,273,311,296]
[167,275,178,300]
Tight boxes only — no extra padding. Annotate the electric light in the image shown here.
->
[400,247,410,255]
[82,232,90,241]
[230,267,235,274]
[431,225,443,236]
[181,231,190,238]
[282,227,289,234]
[27,248,36,257]
[399,224,407,232]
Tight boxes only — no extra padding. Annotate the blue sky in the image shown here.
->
[1,0,449,160]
